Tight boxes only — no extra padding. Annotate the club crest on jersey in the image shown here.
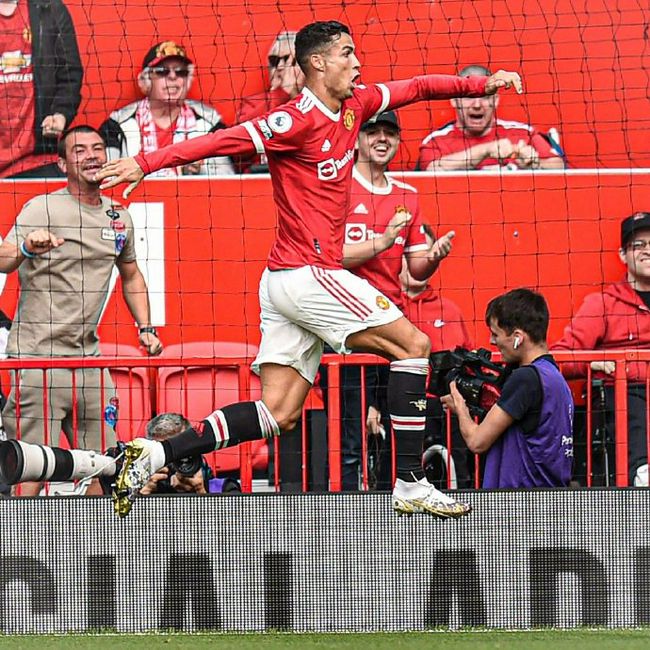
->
[376,296,390,310]
[343,108,355,130]
[268,111,293,134]
[345,223,366,243]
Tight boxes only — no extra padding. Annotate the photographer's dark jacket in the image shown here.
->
[0,0,82,177]
[29,0,82,150]
[484,356,573,488]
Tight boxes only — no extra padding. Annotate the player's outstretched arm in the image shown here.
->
[96,157,144,198]
[484,70,523,95]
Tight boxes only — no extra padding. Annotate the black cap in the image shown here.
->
[360,110,400,132]
[621,212,650,247]
[142,41,191,70]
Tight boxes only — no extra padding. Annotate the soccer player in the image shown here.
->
[96,21,522,518]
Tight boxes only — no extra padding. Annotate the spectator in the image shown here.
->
[236,31,305,172]
[0,413,240,496]
[100,41,233,177]
[0,125,163,496]
[320,110,454,490]
[442,288,574,488]
[418,64,565,171]
[553,211,650,487]
[0,0,83,178]
[399,245,474,488]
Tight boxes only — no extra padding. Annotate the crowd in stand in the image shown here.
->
[0,4,643,499]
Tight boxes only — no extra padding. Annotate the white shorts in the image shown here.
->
[252,266,402,383]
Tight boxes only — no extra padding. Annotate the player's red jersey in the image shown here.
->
[136,75,486,270]
[345,168,428,309]
[418,119,559,171]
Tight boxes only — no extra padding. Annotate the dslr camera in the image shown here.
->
[169,455,203,478]
[428,347,511,419]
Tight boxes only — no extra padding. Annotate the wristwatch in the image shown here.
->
[139,326,158,336]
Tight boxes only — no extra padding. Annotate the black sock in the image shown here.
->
[388,359,429,481]
[161,401,270,463]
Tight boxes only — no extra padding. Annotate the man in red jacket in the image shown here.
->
[554,211,650,486]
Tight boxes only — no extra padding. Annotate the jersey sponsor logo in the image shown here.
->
[317,149,355,181]
[268,111,293,134]
[321,139,331,152]
[433,319,445,328]
[101,227,117,241]
[345,223,367,243]
[343,108,355,130]
[0,50,31,74]
[257,118,273,140]
[376,296,390,311]
[353,203,368,214]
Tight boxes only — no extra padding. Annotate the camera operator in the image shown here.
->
[441,288,574,488]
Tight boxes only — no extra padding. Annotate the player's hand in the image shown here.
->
[96,158,145,199]
[139,331,163,356]
[591,361,616,375]
[41,113,66,138]
[380,210,412,250]
[140,466,170,495]
[24,229,64,255]
[427,230,455,263]
[484,69,523,95]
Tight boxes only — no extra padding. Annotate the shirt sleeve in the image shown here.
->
[552,293,607,378]
[115,206,137,264]
[5,199,46,246]
[136,124,259,175]
[403,201,428,253]
[497,366,542,422]
[531,130,561,159]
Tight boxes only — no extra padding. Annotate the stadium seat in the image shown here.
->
[99,343,153,442]
[157,341,268,478]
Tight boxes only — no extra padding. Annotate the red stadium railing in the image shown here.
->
[0,349,647,492]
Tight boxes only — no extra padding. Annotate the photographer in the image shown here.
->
[441,288,574,488]
[0,412,240,496]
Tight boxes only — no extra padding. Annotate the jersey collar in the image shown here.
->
[302,87,340,122]
[352,166,392,195]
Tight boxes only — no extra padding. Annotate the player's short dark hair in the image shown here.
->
[57,125,105,159]
[485,288,549,344]
[295,21,350,73]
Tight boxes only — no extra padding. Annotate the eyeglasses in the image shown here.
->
[268,54,293,68]
[626,239,650,252]
[149,66,190,79]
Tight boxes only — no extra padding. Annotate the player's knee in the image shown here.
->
[403,330,430,359]
[275,410,301,433]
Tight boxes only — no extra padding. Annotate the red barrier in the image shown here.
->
[1,348,648,492]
